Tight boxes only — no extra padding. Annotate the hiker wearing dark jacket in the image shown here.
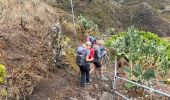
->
[79,41,93,87]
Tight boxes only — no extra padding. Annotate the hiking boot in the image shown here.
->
[89,79,92,83]
[86,79,92,85]
[86,82,90,85]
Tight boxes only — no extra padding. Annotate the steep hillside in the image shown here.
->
[0,0,76,99]
[117,0,170,9]
[51,0,170,36]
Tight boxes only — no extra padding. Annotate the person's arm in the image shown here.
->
[86,55,93,61]
[86,50,94,61]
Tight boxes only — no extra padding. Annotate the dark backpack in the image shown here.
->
[76,46,87,66]
[94,46,105,62]
[94,46,100,60]
[89,36,96,45]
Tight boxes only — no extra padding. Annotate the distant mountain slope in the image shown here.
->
[50,0,170,36]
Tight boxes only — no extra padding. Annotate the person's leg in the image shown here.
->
[80,66,86,87]
[99,67,104,78]
[93,62,97,78]
[89,64,95,75]
[86,65,90,83]
[98,62,103,78]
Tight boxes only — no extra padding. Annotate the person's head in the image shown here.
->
[97,40,104,46]
[82,43,86,48]
[86,41,92,49]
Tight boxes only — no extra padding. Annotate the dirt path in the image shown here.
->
[28,65,114,100]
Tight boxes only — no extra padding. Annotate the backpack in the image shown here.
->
[76,46,87,66]
[100,46,105,55]
[89,36,96,45]
[94,45,105,62]
[94,45,100,60]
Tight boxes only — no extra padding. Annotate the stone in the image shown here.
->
[101,83,112,93]
[83,91,96,100]
[66,97,78,100]
[93,84,99,90]
[99,92,113,100]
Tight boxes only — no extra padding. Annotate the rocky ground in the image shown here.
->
[28,65,115,100]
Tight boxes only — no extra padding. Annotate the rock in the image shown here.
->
[101,83,112,93]
[93,84,99,90]
[82,91,96,100]
[89,92,96,98]
[104,84,110,89]
[99,92,113,100]
[97,93,102,98]
[66,97,78,100]
[86,84,94,90]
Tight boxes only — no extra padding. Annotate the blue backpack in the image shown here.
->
[100,46,105,55]
[76,46,87,66]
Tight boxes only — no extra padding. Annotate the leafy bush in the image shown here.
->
[105,27,170,75]
[78,15,98,33]
[0,64,6,83]
[124,64,155,83]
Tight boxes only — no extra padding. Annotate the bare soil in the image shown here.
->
[27,66,114,100]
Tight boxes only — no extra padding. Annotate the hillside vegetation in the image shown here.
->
[0,0,75,99]
[0,0,170,99]
[50,0,170,36]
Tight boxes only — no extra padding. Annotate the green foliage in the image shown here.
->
[123,64,155,90]
[124,82,136,90]
[105,28,115,35]
[78,15,98,33]
[133,64,142,77]
[124,65,155,83]
[105,27,170,74]
[143,69,156,80]
[0,64,6,83]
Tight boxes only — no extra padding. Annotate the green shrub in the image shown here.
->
[0,64,7,83]
[78,15,98,33]
[105,27,170,75]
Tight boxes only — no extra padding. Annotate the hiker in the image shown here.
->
[85,32,96,75]
[89,43,95,75]
[93,40,106,79]
[76,41,94,87]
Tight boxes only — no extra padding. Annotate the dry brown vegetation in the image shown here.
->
[0,0,74,99]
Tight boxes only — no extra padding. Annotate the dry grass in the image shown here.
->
[162,37,170,42]
[0,0,73,99]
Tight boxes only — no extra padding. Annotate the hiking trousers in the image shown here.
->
[79,65,90,87]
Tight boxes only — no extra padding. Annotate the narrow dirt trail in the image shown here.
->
[28,65,114,100]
